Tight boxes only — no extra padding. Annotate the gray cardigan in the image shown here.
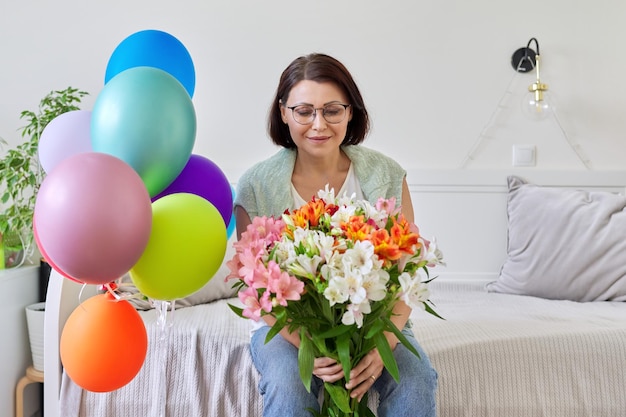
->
[234,146,406,218]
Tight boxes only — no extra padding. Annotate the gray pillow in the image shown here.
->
[487,176,626,301]
[120,234,238,309]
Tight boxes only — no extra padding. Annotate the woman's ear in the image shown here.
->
[279,100,288,124]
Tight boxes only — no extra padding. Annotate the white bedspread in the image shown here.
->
[60,278,626,417]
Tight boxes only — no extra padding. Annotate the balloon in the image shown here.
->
[152,154,234,226]
[91,66,196,197]
[34,152,152,285]
[33,216,81,283]
[61,293,147,392]
[105,29,195,97]
[226,211,236,239]
[226,185,236,239]
[38,110,92,174]
[130,193,227,300]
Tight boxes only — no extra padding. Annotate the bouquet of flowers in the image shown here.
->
[227,187,444,416]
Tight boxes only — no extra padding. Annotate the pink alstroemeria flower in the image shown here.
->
[266,261,304,306]
[239,287,273,321]
[239,287,264,321]
[238,248,264,287]
[375,196,399,216]
[239,216,285,249]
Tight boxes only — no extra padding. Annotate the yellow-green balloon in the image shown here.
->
[129,193,227,300]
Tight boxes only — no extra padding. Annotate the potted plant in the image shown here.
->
[0,87,89,269]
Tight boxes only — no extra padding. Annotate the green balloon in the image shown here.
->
[91,66,196,197]
[129,193,227,300]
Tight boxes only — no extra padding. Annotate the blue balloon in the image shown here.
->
[105,30,196,98]
[91,66,196,197]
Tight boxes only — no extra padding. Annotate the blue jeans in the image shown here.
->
[250,325,438,417]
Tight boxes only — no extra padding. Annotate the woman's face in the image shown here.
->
[280,80,352,157]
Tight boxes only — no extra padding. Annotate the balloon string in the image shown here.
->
[77,283,89,312]
[153,300,175,335]
[150,299,170,417]
[104,282,121,300]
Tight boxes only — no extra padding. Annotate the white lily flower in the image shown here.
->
[330,204,357,228]
[324,275,350,306]
[398,272,431,310]
[341,300,372,328]
[294,253,322,276]
[342,240,375,275]
[362,269,390,302]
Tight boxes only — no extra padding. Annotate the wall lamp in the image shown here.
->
[460,37,592,169]
[511,37,551,120]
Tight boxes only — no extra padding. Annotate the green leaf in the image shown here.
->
[321,295,333,321]
[381,316,419,358]
[373,332,399,382]
[265,308,287,343]
[424,302,445,320]
[298,328,315,392]
[324,382,352,413]
[305,407,323,417]
[336,332,351,381]
[357,392,377,417]
[317,323,352,339]
[227,303,245,318]
[364,319,385,339]
[354,392,376,417]
[311,333,329,357]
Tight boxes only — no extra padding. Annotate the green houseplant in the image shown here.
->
[0,87,89,268]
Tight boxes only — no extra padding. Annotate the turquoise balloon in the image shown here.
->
[227,185,236,238]
[91,66,196,197]
[226,210,236,239]
[105,30,196,98]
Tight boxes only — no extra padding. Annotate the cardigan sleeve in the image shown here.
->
[233,148,297,218]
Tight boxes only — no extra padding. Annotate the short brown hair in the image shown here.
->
[268,53,370,148]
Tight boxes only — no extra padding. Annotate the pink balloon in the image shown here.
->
[34,152,152,285]
[39,110,93,174]
[33,216,82,284]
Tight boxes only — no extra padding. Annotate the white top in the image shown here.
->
[290,162,365,206]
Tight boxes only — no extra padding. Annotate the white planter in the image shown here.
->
[25,302,45,372]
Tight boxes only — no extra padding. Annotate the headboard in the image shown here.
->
[43,169,626,417]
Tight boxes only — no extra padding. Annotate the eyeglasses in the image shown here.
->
[285,103,351,125]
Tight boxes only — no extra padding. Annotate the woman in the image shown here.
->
[234,53,437,417]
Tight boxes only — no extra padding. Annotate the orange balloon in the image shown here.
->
[60,293,148,392]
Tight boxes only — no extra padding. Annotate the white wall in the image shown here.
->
[2,0,625,182]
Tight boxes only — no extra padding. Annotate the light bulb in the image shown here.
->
[522,90,552,120]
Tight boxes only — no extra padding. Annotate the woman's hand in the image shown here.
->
[345,348,385,401]
[313,357,344,382]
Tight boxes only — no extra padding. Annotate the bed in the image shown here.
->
[44,169,626,417]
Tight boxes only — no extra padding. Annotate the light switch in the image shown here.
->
[512,144,536,167]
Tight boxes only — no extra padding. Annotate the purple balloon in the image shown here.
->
[39,110,93,174]
[152,154,233,225]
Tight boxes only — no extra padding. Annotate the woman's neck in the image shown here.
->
[292,149,351,199]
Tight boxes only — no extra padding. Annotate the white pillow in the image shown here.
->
[487,176,626,301]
